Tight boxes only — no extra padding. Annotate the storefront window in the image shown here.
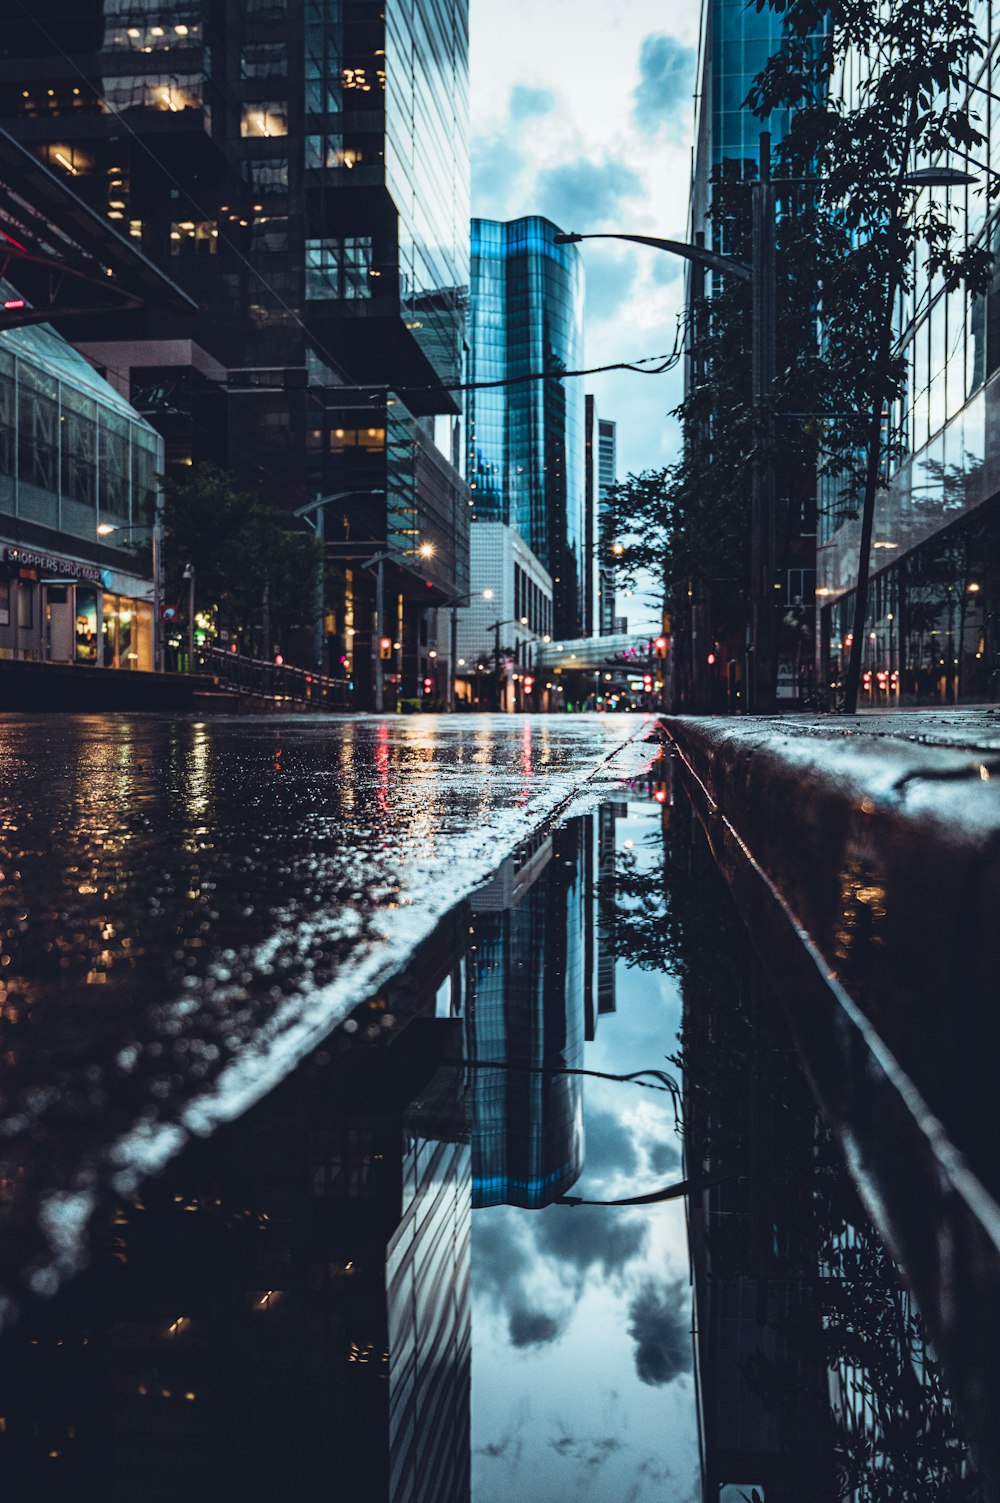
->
[102,593,118,667]
[75,586,99,664]
[17,580,33,630]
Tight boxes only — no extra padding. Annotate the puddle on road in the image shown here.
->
[0,772,981,1501]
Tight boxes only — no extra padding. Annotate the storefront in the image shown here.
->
[0,543,153,671]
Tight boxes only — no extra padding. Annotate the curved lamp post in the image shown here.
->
[557,149,977,716]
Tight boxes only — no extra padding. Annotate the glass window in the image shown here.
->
[305,0,340,114]
[251,215,289,252]
[102,9,202,52]
[17,362,58,495]
[241,42,287,79]
[104,74,203,113]
[75,586,99,664]
[241,102,288,138]
[0,578,9,627]
[98,409,130,521]
[61,387,97,508]
[170,219,218,255]
[131,429,159,526]
[247,158,289,194]
[17,580,33,630]
[305,237,373,299]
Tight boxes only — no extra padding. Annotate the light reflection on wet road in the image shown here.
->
[0,713,647,1313]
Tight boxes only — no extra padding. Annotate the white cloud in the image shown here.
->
[469,0,700,538]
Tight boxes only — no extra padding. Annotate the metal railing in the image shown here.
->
[196,645,354,710]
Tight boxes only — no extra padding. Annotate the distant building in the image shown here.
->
[467,217,586,640]
[585,396,619,638]
[452,521,552,710]
[598,416,619,635]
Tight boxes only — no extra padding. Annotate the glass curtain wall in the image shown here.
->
[467,217,585,639]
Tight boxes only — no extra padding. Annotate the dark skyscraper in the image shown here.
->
[467,216,586,639]
[0,0,471,702]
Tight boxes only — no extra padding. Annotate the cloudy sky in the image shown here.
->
[471,803,699,1503]
[469,0,701,489]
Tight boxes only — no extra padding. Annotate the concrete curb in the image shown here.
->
[662,712,1000,1496]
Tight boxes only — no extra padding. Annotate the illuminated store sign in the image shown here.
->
[4,546,103,583]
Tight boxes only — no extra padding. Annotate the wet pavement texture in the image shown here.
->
[0,712,647,1311]
[0,767,981,1503]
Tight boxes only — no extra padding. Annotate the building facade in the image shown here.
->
[467,216,586,640]
[584,395,620,637]
[687,0,819,710]
[818,4,1000,707]
[0,319,161,672]
[452,521,552,710]
[0,0,472,703]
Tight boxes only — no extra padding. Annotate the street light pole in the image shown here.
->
[751,132,778,714]
[182,562,195,669]
[375,555,385,713]
[313,500,325,671]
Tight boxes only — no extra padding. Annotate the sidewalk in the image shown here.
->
[662,707,1000,1496]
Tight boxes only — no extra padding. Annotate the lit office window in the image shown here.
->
[104,74,202,113]
[241,102,288,138]
[102,9,201,52]
[169,220,219,256]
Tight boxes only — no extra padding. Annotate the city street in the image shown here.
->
[0,712,648,1312]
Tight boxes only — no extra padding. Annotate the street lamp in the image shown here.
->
[96,507,165,673]
[361,538,440,712]
[294,489,386,677]
[558,151,975,717]
[181,561,195,669]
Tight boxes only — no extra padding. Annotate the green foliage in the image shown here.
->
[161,464,320,650]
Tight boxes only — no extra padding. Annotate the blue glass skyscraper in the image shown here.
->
[467,217,586,639]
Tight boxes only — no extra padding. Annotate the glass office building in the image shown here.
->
[818,3,1000,706]
[0,0,471,702]
[468,218,586,639]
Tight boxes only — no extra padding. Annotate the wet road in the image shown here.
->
[0,712,648,1314]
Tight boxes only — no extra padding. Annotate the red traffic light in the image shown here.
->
[643,674,653,690]
[654,635,667,656]
[423,677,433,693]
[707,652,716,666]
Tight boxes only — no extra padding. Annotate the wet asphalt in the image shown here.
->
[0,712,645,1313]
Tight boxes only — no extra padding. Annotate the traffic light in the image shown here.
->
[379,636,393,660]
[423,677,433,695]
[654,635,667,657]
[643,673,653,693]
[523,675,534,692]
